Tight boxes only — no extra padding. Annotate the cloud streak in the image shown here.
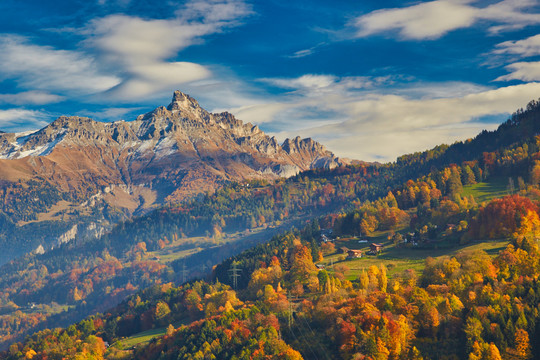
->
[84,0,252,101]
[496,61,540,82]
[0,91,64,105]
[494,34,540,57]
[232,74,540,161]
[353,0,540,40]
[0,109,50,131]
[0,0,252,103]
[0,35,120,95]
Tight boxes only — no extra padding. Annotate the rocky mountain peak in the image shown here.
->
[282,136,327,155]
[47,116,96,130]
[0,89,341,204]
[167,91,202,112]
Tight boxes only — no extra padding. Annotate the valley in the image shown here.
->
[2,0,540,358]
[2,97,540,359]
[0,91,341,263]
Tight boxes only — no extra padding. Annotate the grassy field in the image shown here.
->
[461,177,509,204]
[120,319,187,348]
[148,234,214,263]
[121,327,167,348]
[322,237,509,280]
[147,227,276,264]
[147,218,310,265]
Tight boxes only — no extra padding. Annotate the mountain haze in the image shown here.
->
[0,91,341,260]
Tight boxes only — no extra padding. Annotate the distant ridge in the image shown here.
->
[0,90,341,215]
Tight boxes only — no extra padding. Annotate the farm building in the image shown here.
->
[347,249,363,259]
[370,243,383,253]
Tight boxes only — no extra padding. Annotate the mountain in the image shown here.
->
[2,100,540,357]
[0,91,341,259]
[0,91,340,204]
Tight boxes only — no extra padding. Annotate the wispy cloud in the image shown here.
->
[0,0,252,104]
[230,73,540,161]
[74,106,144,121]
[496,61,540,82]
[353,0,540,40]
[84,0,253,101]
[287,43,326,59]
[0,91,64,105]
[312,83,540,159]
[262,74,394,96]
[0,35,120,95]
[0,109,50,131]
[494,34,540,57]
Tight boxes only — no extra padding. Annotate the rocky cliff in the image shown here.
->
[0,91,341,214]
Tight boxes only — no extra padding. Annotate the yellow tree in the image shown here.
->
[514,329,531,359]
[513,210,540,239]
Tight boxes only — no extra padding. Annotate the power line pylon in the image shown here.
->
[228,261,242,290]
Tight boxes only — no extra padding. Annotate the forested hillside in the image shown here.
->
[2,100,540,358]
[5,196,540,359]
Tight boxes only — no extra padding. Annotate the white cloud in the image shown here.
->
[287,43,326,59]
[0,91,64,105]
[84,0,252,101]
[75,106,143,121]
[232,73,540,161]
[0,36,121,95]
[496,61,540,81]
[262,74,393,97]
[289,49,315,58]
[265,75,338,91]
[0,0,251,103]
[0,109,50,131]
[321,123,496,161]
[494,34,540,57]
[353,0,540,40]
[392,81,491,99]
[178,0,252,23]
[227,103,293,124]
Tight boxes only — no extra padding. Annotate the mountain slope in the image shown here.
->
[0,91,340,204]
[1,99,540,353]
[0,91,341,260]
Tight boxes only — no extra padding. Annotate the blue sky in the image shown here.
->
[0,0,539,161]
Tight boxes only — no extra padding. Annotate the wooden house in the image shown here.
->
[370,243,383,253]
[338,246,350,254]
[347,249,363,259]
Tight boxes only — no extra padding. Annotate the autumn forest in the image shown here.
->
[3,101,540,359]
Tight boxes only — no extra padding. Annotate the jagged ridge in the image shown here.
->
[0,90,341,206]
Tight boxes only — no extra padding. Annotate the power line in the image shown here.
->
[287,291,294,328]
[293,315,321,360]
[298,314,333,360]
[182,263,188,284]
[228,261,242,290]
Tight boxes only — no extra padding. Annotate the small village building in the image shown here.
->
[347,249,363,259]
[316,264,326,270]
[370,243,383,253]
[320,234,334,243]
[338,246,350,254]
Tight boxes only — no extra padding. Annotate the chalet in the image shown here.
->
[320,234,334,243]
[338,246,350,254]
[316,264,326,270]
[370,243,383,253]
[347,249,363,259]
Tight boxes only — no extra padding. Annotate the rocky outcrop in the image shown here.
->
[0,90,341,207]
